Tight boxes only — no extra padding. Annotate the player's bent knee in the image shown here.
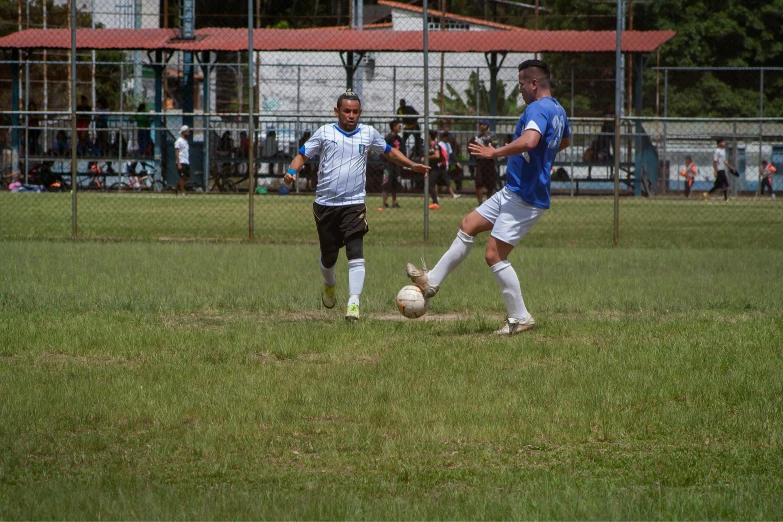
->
[345,236,364,260]
[321,249,339,269]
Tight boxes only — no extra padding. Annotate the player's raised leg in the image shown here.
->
[406,209,493,297]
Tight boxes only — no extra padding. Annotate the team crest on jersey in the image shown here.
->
[358,144,365,154]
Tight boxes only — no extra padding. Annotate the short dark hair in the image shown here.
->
[716,138,725,145]
[389,119,401,130]
[337,89,361,109]
[519,60,552,88]
[429,129,438,139]
[519,59,551,79]
[761,159,769,165]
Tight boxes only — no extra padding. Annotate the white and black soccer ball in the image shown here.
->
[396,285,429,319]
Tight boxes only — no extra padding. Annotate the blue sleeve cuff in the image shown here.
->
[384,144,392,154]
[298,145,307,156]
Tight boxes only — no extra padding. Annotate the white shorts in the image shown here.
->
[476,186,545,247]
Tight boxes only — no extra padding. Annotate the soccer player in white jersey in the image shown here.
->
[405,59,571,335]
[284,90,430,321]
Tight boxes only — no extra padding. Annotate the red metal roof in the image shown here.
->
[0,27,675,54]
[0,28,179,51]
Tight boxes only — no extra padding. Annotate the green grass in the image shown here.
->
[1,241,782,519]
[1,192,782,247]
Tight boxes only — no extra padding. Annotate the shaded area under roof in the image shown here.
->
[0,28,675,54]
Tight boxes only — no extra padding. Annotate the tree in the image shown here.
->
[434,71,520,129]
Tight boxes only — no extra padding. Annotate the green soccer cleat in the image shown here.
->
[345,302,360,321]
[322,283,336,309]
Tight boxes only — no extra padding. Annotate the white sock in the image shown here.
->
[348,259,365,303]
[428,229,475,287]
[319,256,336,287]
[491,260,530,321]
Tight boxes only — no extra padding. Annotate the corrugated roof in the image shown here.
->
[0,28,179,51]
[0,27,675,54]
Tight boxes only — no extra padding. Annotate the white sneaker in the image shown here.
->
[452,194,461,199]
[405,258,439,298]
[493,316,536,336]
[321,283,336,309]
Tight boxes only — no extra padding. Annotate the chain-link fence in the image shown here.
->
[1,0,781,248]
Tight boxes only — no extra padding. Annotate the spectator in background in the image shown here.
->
[76,95,91,143]
[703,138,735,201]
[236,131,249,176]
[680,155,697,198]
[174,125,190,196]
[95,97,110,156]
[438,130,460,200]
[382,120,404,208]
[424,129,444,210]
[470,119,498,204]
[596,104,615,163]
[760,160,777,199]
[261,127,278,176]
[216,131,233,157]
[53,130,69,156]
[132,103,152,157]
[397,99,422,159]
[27,100,41,155]
[443,130,464,192]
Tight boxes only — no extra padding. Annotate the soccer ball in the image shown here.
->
[396,285,429,319]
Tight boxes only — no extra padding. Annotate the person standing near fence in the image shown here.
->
[283,90,430,321]
[382,120,404,208]
[133,103,152,157]
[471,119,499,204]
[680,155,697,198]
[397,99,422,159]
[405,59,570,336]
[760,160,776,199]
[703,138,735,201]
[174,125,190,197]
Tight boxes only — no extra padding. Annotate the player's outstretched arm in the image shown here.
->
[284,153,308,186]
[468,129,541,159]
[384,148,430,177]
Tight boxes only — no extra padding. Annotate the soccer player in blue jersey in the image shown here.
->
[284,90,430,321]
[406,60,571,335]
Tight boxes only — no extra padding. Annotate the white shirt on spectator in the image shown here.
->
[714,147,726,172]
[175,137,190,165]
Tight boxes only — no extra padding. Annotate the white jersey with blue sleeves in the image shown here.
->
[299,123,391,206]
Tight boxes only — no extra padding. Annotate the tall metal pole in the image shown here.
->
[71,0,78,237]
[613,0,623,247]
[569,67,574,198]
[248,0,255,239]
[758,69,764,197]
[663,69,668,193]
[423,0,430,242]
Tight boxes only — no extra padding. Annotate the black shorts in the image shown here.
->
[313,202,368,253]
[475,160,497,189]
[382,167,401,191]
[433,168,450,187]
[178,163,190,178]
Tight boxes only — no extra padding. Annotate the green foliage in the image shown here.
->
[434,71,520,127]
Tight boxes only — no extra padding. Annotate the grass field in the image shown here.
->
[1,191,782,247]
[1,240,782,519]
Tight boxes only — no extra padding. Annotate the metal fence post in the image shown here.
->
[70,0,77,237]
[758,69,764,197]
[569,67,575,198]
[422,0,430,242]
[613,0,623,247]
[248,0,255,240]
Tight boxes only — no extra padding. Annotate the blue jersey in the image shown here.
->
[505,97,570,209]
